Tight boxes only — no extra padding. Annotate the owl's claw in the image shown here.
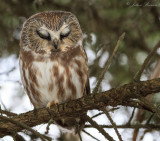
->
[46,100,59,109]
[47,101,59,117]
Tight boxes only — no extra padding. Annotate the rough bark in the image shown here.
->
[1,78,160,138]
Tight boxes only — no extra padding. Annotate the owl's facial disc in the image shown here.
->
[35,24,74,53]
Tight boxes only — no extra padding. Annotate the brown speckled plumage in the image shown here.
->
[19,11,90,133]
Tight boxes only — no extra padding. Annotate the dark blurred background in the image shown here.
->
[0,0,160,141]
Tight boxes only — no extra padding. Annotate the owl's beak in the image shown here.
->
[53,39,59,49]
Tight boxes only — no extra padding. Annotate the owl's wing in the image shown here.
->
[85,76,90,95]
[83,47,90,96]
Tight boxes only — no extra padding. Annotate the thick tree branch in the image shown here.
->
[1,78,160,137]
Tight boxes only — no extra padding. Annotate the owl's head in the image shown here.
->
[20,11,83,54]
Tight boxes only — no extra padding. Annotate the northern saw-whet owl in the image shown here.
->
[19,11,90,133]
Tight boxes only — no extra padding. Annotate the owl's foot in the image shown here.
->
[46,100,59,109]
[47,101,59,118]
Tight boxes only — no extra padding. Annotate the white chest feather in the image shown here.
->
[20,56,87,108]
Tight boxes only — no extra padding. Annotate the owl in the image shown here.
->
[19,11,90,133]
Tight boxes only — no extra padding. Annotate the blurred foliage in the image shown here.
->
[0,0,160,89]
[0,0,160,140]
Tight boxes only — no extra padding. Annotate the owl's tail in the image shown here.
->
[55,113,86,134]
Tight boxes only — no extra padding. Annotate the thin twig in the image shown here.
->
[0,109,17,117]
[91,107,119,119]
[134,40,160,81]
[0,66,16,75]
[85,124,160,129]
[84,115,115,141]
[91,112,104,119]
[92,32,126,94]
[0,115,50,141]
[108,107,120,113]
[102,108,123,141]
[146,113,154,124]
[76,123,83,141]
[22,130,51,141]
[136,94,160,117]
[45,118,54,134]
[82,129,100,141]
[140,129,151,141]
[126,100,155,112]
[12,134,25,141]
[127,108,136,125]
[77,129,83,141]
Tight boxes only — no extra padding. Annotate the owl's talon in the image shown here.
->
[47,100,59,109]
[47,101,59,117]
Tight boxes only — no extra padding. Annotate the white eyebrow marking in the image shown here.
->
[39,23,70,41]
[61,26,70,35]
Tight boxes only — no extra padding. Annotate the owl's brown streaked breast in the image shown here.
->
[19,55,41,107]
[19,48,88,108]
